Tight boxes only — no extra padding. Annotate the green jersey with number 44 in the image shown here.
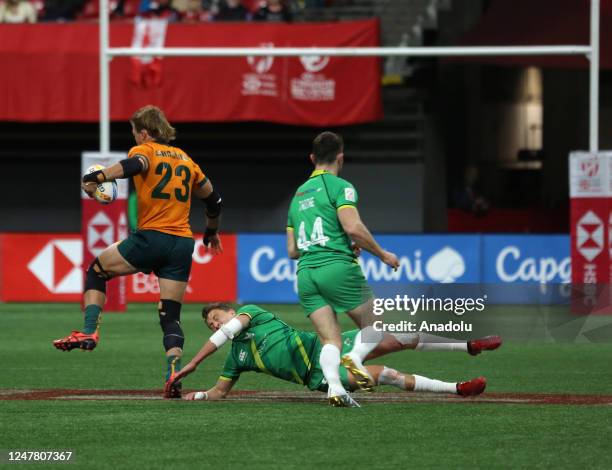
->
[287,169,358,271]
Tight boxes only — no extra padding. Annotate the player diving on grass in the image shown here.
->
[52,105,223,399]
[286,131,402,407]
[165,303,502,401]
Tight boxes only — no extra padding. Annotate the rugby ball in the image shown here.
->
[85,164,118,205]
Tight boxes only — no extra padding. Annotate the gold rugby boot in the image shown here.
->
[341,355,375,392]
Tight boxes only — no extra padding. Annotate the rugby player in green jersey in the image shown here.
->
[165,304,500,402]
[286,131,401,407]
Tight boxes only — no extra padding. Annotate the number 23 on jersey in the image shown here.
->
[152,162,192,202]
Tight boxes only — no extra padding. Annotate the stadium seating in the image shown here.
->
[45,0,378,23]
[77,0,141,19]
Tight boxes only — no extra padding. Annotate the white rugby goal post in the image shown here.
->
[99,0,601,153]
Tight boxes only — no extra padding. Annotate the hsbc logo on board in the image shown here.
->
[20,232,217,297]
[576,210,604,261]
[88,211,115,257]
[27,240,82,293]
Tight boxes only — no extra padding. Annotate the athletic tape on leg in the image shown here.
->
[84,258,109,294]
[378,366,406,390]
[159,299,184,351]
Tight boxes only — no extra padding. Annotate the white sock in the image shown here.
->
[415,333,468,352]
[349,327,383,362]
[390,332,420,346]
[413,374,457,394]
[320,344,345,395]
[377,366,407,390]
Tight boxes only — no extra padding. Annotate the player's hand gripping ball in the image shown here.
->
[85,164,118,205]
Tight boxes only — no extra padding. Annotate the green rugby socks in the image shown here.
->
[82,304,102,334]
[166,355,182,381]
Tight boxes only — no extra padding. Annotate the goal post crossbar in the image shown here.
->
[99,0,601,153]
[106,45,592,58]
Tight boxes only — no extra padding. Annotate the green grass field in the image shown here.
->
[2,303,612,469]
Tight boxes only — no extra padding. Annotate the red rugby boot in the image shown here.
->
[457,377,487,397]
[164,377,182,399]
[53,330,99,351]
[467,335,502,356]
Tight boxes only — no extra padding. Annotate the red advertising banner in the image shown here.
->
[569,152,612,313]
[81,200,128,311]
[0,234,3,301]
[1,233,83,302]
[0,20,382,126]
[127,235,237,302]
[82,152,129,312]
[0,233,236,303]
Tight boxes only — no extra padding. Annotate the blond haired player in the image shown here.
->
[53,105,223,399]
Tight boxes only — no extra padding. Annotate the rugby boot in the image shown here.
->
[456,377,487,397]
[467,336,502,356]
[53,330,99,351]
[341,354,375,392]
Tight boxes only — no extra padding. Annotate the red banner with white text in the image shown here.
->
[82,152,129,312]
[0,20,382,126]
[0,233,236,303]
[569,152,612,313]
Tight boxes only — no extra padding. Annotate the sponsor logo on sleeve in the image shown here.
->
[344,188,356,202]
[238,349,247,363]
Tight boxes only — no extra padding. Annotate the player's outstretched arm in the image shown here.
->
[193,180,223,255]
[168,314,251,385]
[338,206,399,269]
[184,377,237,401]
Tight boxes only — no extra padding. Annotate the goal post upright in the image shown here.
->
[100,0,110,155]
[590,0,600,152]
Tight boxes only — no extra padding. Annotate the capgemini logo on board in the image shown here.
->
[425,247,466,283]
[250,246,297,283]
[359,247,466,283]
[248,245,468,286]
[496,246,571,283]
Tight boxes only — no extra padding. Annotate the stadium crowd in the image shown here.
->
[0,0,342,23]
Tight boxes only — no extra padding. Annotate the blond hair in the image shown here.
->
[130,105,176,143]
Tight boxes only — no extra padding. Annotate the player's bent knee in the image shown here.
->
[84,258,110,294]
[159,299,184,351]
